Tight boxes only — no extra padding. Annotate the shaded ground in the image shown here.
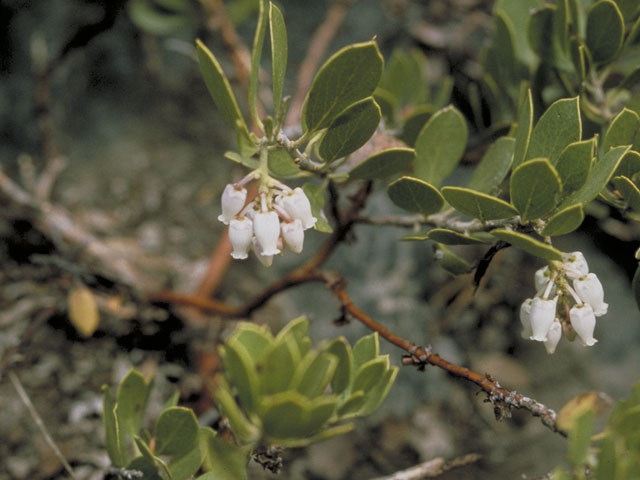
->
[2,1,639,479]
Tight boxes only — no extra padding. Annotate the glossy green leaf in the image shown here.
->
[414,106,468,185]
[128,0,191,36]
[387,176,444,216]
[603,108,640,152]
[541,204,584,236]
[510,158,562,221]
[155,407,199,457]
[426,228,491,245]
[302,41,383,133]
[269,2,287,119]
[397,106,433,146]
[102,386,125,467]
[586,0,624,63]
[435,244,474,275]
[561,145,631,207]
[202,435,249,480]
[513,89,533,168]
[301,183,332,233]
[248,0,267,129]
[568,409,595,466]
[318,97,381,162]
[467,137,515,193]
[294,351,338,398]
[221,339,259,412]
[261,335,299,394]
[527,97,581,165]
[556,139,594,196]
[442,186,518,221]
[337,391,367,417]
[490,229,563,260]
[230,323,273,364]
[352,332,379,371]
[613,176,640,210]
[357,367,398,416]
[196,40,249,138]
[352,357,389,393]
[327,337,352,395]
[268,148,300,177]
[349,148,414,180]
[116,369,152,439]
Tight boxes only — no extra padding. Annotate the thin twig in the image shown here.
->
[371,453,481,480]
[9,371,77,479]
[355,213,508,233]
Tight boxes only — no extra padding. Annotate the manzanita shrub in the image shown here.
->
[103,0,640,478]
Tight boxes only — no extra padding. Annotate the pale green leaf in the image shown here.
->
[352,333,379,371]
[467,137,515,193]
[327,337,352,395]
[586,0,624,63]
[268,148,300,177]
[442,186,518,221]
[357,367,398,416]
[556,139,594,196]
[155,407,199,457]
[318,97,381,162]
[527,97,581,165]
[229,323,273,365]
[102,386,125,467]
[513,89,534,168]
[349,148,414,180]
[387,176,444,215]
[260,335,299,395]
[510,158,562,221]
[224,151,259,170]
[213,378,258,444]
[295,351,337,398]
[168,443,201,480]
[201,436,249,480]
[260,391,308,439]
[490,229,563,260]
[221,339,259,412]
[302,41,383,133]
[414,106,468,185]
[116,369,152,439]
[603,108,640,152]
[353,357,388,393]
[337,391,367,417]
[568,410,595,466]
[541,204,584,236]
[269,2,287,119]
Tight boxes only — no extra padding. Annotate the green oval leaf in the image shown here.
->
[560,145,631,207]
[213,378,258,444]
[196,40,249,138]
[221,339,259,412]
[268,149,300,177]
[513,89,534,168]
[352,357,388,393]
[414,105,468,186]
[349,148,414,180]
[510,158,562,221]
[442,186,518,221]
[261,335,299,395]
[302,41,383,133]
[613,176,640,210]
[327,337,353,395]
[615,150,640,179]
[603,108,640,152]
[426,228,491,245]
[269,2,287,119]
[201,435,250,480]
[294,351,337,399]
[467,137,515,193]
[260,391,308,439]
[352,332,379,371]
[397,106,433,146]
[230,323,273,364]
[387,176,444,215]
[357,367,398,416]
[337,391,367,417]
[586,0,624,64]
[490,229,563,260]
[541,204,584,236]
[527,97,581,165]
[556,138,595,197]
[116,369,153,439]
[305,396,338,434]
[155,407,199,456]
[318,97,381,162]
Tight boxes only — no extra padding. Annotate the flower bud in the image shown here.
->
[529,296,558,341]
[570,304,598,346]
[544,319,562,354]
[281,219,304,253]
[519,298,533,339]
[562,251,588,280]
[218,184,247,225]
[574,273,608,316]
[228,217,253,259]
[253,238,273,267]
[279,187,317,230]
[253,211,281,256]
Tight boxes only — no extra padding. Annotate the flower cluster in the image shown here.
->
[218,177,317,267]
[519,251,608,354]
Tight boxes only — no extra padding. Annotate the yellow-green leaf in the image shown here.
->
[155,407,199,457]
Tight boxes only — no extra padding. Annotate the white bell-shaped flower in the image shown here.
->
[544,319,562,354]
[228,217,253,259]
[252,238,273,267]
[570,304,598,346]
[519,298,533,339]
[562,251,589,280]
[279,187,317,230]
[574,273,608,316]
[253,211,281,256]
[529,296,558,341]
[281,219,304,253]
[218,184,247,225]
[534,266,551,292]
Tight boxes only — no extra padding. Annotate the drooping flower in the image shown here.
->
[570,304,598,346]
[281,219,304,253]
[574,273,608,316]
[218,184,247,225]
[563,251,589,280]
[253,211,281,256]
[253,238,274,267]
[279,187,317,230]
[519,298,533,339]
[544,319,562,354]
[529,296,558,341]
[228,217,253,259]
